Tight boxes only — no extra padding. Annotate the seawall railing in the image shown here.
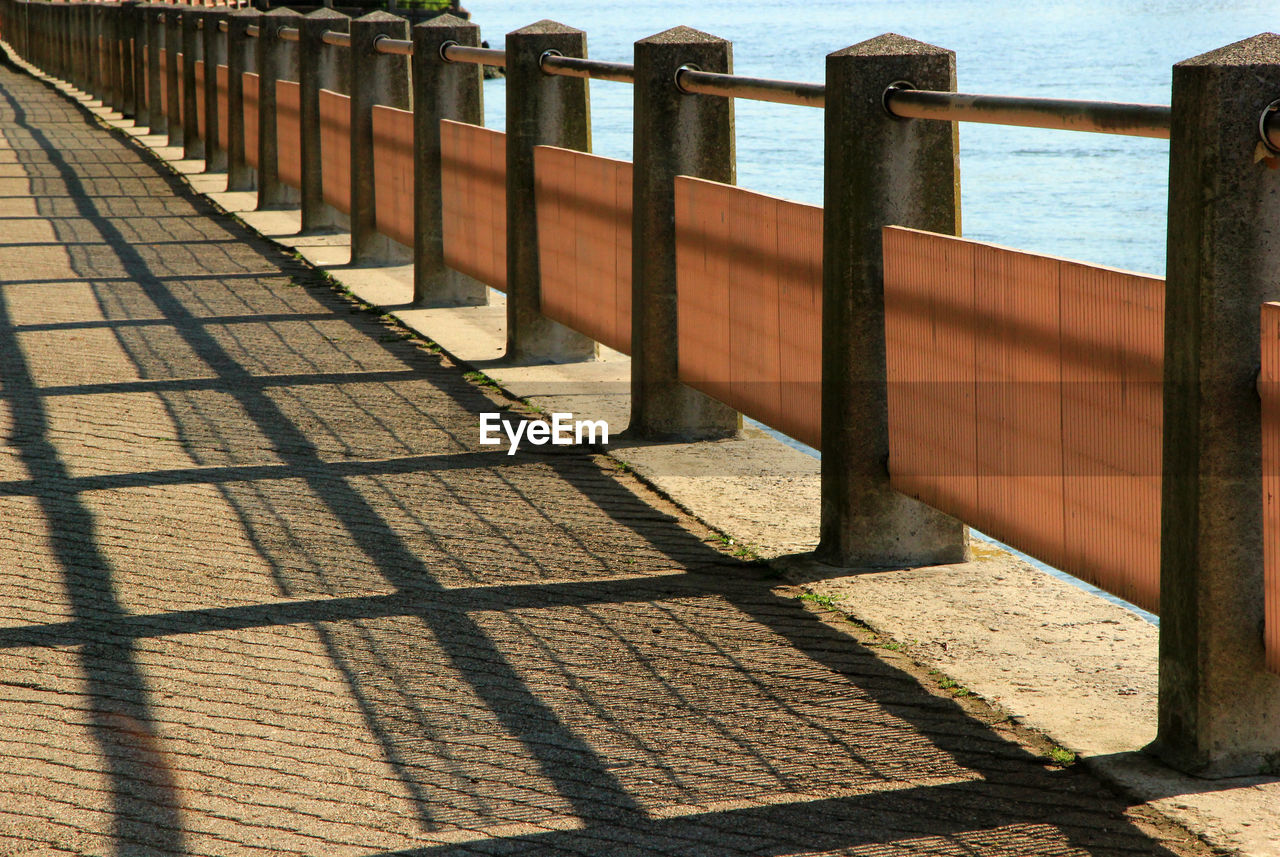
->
[3,0,1280,779]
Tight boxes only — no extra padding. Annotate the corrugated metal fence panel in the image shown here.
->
[216,64,228,152]
[319,88,351,214]
[674,176,822,451]
[276,79,301,189]
[242,72,258,170]
[372,105,414,248]
[883,226,1163,614]
[440,119,506,292]
[159,49,167,117]
[195,60,206,142]
[1261,303,1280,673]
[533,145,632,355]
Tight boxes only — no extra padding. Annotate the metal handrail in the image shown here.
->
[245,23,258,38]
[675,66,824,108]
[217,19,226,33]
[440,42,505,67]
[321,29,350,48]
[540,52,634,84]
[278,26,298,42]
[1262,100,1280,153]
[884,86,1171,139]
[374,36,412,56]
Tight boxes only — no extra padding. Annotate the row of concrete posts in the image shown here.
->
[2,0,1280,778]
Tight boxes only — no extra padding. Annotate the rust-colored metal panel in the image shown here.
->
[319,88,351,214]
[533,146,632,354]
[440,119,506,292]
[884,226,978,519]
[242,72,259,170]
[194,60,206,142]
[1261,303,1280,672]
[276,79,301,189]
[175,53,184,126]
[372,105,414,248]
[675,177,823,449]
[159,49,168,118]
[216,64,229,153]
[883,226,1164,614]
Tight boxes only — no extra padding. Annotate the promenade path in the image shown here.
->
[0,56,1206,856]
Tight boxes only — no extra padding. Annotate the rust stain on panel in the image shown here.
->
[275,80,301,189]
[440,119,506,292]
[159,49,168,118]
[674,177,823,449]
[371,106,414,248]
[533,146,632,354]
[884,226,1163,615]
[216,64,229,152]
[242,72,259,170]
[319,89,351,214]
[1262,303,1280,672]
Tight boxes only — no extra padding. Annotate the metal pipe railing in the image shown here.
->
[218,19,227,33]
[540,52,634,84]
[1262,99,1280,152]
[675,66,825,108]
[374,36,412,56]
[279,26,299,43]
[245,23,258,38]
[440,41,505,67]
[321,29,350,48]
[884,86,1172,139]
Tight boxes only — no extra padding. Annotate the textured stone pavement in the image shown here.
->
[0,56,1205,856]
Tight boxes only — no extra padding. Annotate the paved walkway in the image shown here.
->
[0,56,1206,857]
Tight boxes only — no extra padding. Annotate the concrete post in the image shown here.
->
[181,6,202,159]
[256,8,301,209]
[504,21,596,363]
[201,7,227,172]
[1152,33,1280,778]
[164,6,181,147]
[146,4,165,134]
[225,8,257,192]
[103,3,119,110]
[117,1,136,118]
[89,4,101,99]
[349,11,410,264]
[112,3,127,113]
[410,14,485,306]
[298,7,349,232]
[629,26,739,439]
[129,2,146,120]
[815,34,968,568]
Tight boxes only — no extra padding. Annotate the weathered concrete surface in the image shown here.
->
[0,46,1222,857]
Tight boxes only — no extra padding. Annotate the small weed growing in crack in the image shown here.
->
[798,591,841,611]
[1048,747,1076,767]
[464,371,500,389]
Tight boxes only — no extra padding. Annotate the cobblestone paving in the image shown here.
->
[0,57,1204,856]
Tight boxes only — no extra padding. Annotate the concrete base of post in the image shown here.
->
[504,21,597,364]
[628,26,739,440]
[411,14,487,307]
[815,34,969,569]
[1150,32,1280,779]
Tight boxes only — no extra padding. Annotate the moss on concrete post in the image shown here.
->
[180,6,202,159]
[817,34,968,568]
[256,8,301,210]
[504,20,596,363]
[410,14,485,306]
[164,7,181,147]
[349,11,410,264]
[1153,33,1280,778]
[145,4,164,133]
[200,7,227,172]
[629,26,739,440]
[225,8,257,192]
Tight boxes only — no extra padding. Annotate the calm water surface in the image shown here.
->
[465,0,1275,276]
